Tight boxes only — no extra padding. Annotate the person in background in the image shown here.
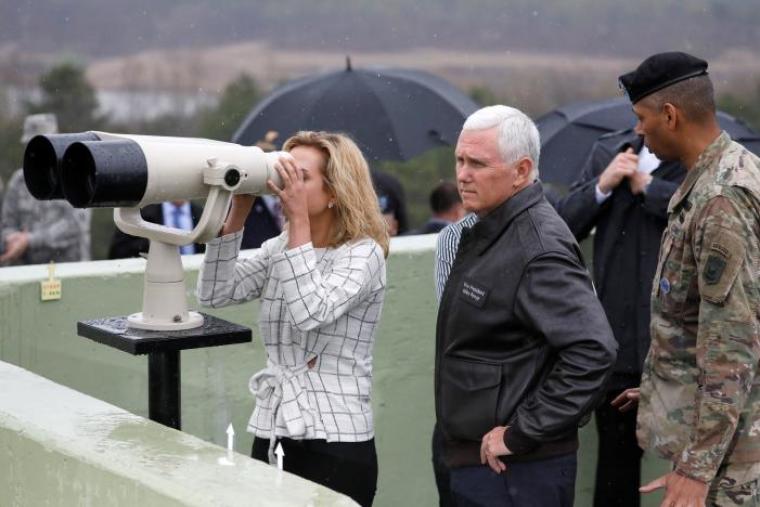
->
[1,113,90,265]
[614,51,760,506]
[0,175,5,252]
[108,200,205,259]
[436,105,616,506]
[242,130,285,249]
[371,168,408,236]
[197,131,388,506]
[552,124,686,506]
[0,176,5,228]
[240,195,283,249]
[413,181,465,235]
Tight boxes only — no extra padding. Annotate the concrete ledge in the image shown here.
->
[0,360,356,507]
[0,230,672,506]
[0,233,439,284]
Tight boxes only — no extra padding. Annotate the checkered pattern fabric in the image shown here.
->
[197,230,386,443]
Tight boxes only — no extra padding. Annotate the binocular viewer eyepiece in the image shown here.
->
[23,132,285,208]
[24,132,101,201]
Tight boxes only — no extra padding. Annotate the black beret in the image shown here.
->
[619,52,708,104]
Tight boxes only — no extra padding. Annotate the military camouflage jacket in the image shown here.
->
[638,132,760,483]
[1,169,89,265]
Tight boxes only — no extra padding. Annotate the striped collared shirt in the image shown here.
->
[434,213,478,303]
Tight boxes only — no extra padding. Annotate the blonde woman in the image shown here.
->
[197,131,388,506]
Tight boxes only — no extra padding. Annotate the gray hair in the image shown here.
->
[462,105,541,179]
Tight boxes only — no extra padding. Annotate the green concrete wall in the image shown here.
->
[0,235,668,505]
[0,360,356,506]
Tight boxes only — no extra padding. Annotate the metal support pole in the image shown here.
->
[148,350,181,429]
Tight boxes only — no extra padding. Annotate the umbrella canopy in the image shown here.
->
[536,97,760,187]
[232,61,478,161]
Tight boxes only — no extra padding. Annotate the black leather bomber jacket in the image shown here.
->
[435,182,617,465]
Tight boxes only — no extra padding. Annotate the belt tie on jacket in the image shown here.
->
[249,360,313,464]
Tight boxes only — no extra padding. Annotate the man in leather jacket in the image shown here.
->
[435,105,617,506]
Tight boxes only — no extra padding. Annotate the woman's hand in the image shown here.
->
[268,155,311,248]
[268,155,309,222]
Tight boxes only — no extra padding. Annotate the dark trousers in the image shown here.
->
[252,436,378,507]
[593,390,644,507]
[449,452,577,507]
[432,423,457,507]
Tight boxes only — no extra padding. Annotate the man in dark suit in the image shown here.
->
[240,196,282,249]
[108,201,205,259]
[413,181,465,235]
[553,128,686,507]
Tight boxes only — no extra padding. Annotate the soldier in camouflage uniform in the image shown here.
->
[614,52,760,506]
[0,114,90,265]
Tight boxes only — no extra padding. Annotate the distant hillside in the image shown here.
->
[2,0,759,122]
[82,43,759,120]
[1,0,759,58]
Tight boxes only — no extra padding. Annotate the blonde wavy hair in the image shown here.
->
[283,131,389,257]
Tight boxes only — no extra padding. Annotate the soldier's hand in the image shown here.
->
[640,471,708,507]
[611,388,640,412]
[0,231,30,263]
[629,171,654,195]
[598,148,638,193]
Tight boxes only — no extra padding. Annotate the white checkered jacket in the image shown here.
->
[197,230,386,444]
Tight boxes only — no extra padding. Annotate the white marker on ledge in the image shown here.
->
[217,423,236,466]
[275,442,285,471]
[226,423,235,458]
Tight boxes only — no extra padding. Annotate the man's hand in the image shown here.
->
[598,148,638,194]
[640,471,708,507]
[611,388,640,412]
[0,231,30,263]
[480,426,511,474]
[629,170,654,195]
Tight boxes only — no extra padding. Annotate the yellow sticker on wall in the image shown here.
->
[40,262,62,301]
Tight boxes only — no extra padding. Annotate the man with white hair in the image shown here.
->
[434,105,617,505]
[1,113,90,265]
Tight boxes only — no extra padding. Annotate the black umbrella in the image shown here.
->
[232,60,478,161]
[536,97,760,187]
